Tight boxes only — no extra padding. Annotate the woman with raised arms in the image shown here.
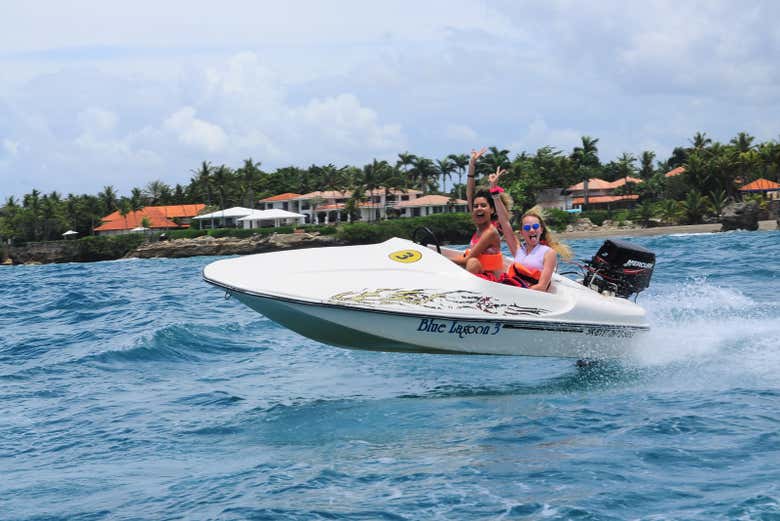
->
[446,147,506,279]
[488,168,572,291]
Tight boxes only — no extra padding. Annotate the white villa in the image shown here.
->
[259,188,467,224]
[194,207,307,229]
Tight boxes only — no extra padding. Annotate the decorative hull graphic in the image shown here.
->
[330,288,549,316]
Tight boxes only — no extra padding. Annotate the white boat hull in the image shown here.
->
[203,238,650,359]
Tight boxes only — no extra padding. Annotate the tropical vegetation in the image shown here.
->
[2,131,780,244]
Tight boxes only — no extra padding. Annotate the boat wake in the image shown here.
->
[626,278,780,388]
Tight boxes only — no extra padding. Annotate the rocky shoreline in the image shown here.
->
[1,232,345,266]
[3,218,776,266]
[131,232,345,259]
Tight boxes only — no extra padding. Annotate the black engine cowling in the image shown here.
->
[582,239,655,298]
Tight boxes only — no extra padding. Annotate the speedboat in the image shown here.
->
[203,234,656,358]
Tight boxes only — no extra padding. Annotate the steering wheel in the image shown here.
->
[411,226,441,254]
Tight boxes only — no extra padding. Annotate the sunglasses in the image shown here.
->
[522,223,540,231]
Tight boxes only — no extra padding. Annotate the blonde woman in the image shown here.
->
[489,169,572,291]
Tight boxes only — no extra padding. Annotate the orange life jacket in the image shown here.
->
[507,262,541,285]
[464,249,505,272]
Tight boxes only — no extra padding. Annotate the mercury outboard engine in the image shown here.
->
[582,239,655,299]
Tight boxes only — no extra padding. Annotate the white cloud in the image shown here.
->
[509,117,581,155]
[77,107,118,135]
[445,124,478,142]
[2,139,20,156]
[293,94,405,151]
[163,107,228,153]
[0,1,779,199]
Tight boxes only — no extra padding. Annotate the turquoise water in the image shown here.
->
[1,231,779,520]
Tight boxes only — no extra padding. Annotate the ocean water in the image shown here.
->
[1,230,779,520]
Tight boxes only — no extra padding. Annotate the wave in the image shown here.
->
[87,321,273,365]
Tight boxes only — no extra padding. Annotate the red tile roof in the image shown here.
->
[95,204,204,232]
[608,176,643,188]
[395,195,467,208]
[566,178,614,191]
[258,192,303,202]
[571,195,639,205]
[739,178,780,192]
[665,166,685,178]
[299,190,351,199]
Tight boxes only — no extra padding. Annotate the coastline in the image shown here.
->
[3,221,776,266]
[557,220,777,240]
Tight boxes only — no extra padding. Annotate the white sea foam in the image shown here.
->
[629,278,780,389]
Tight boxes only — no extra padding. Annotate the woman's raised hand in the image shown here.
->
[470,147,487,164]
[488,166,506,188]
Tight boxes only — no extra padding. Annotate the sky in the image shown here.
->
[1,0,779,199]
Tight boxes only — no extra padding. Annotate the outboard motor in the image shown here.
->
[582,239,655,298]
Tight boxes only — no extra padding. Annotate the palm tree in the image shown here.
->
[634,201,655,227]
[318,163,346,194]
[615,152,637,181]
[396,152,417,175]
[130,187,145,211]
[98,185,118,215]
[64,194,80,233]
[435,157,456,194]
[83,195,103,234]
[40,195,58,241]
[411,157,438,193]
[447,153,470,199]
[211,164,232,211]
[360,159,391,221]
[236,158,262,209]
[730,132,755,154]
[655,199,681,225]
[680,190,711,224]
[571,136,600,210]
[708,190,729,219]
[23,189,42,240]
[378,164,404,216]
[144,180,170,206]
[191,161,214,206]
[639,151,656,180]
[477,146,511,177]
[689,131,712,151]
[118,200,132,232]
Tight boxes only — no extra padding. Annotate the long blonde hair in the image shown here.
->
[521,205,572,261]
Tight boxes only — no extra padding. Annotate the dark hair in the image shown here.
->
[473,189,497,219]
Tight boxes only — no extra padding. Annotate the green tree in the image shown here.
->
[130,187,145,211]
[689,131,712,151]
[708,189,729,219]
[144,180,171,206]
[477,146,511,178]
[211,164,232,210]
[98,185,118,215]
[634,201,655,226]
[680,190,711,224]
[615,152,637,181]
[411,157,438,193]
[570,136,600,210]
[191,161,214,206]
[118,200,132,232]
[638,151,656,180]
[435,157,456,195]
[655,199,681,225]
[236,158,262,209]
[447,153,470,199]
